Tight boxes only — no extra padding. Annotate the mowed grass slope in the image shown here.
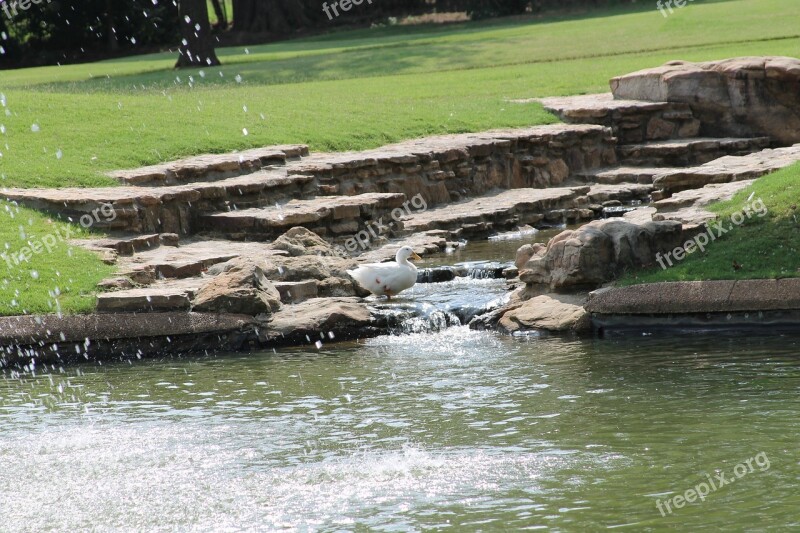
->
[0,201,115,315]
[0,0,798,315]
[622,163,800,285]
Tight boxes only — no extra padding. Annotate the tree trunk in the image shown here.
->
[175,0,220,68]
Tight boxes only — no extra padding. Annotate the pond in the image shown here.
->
[2,326,798,530]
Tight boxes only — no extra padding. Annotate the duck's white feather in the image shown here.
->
[347,259,418,297]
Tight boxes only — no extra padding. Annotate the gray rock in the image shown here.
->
[519,218,689,289]
[192,257,282,315]
[611,56,800,144]
[271,226,337,257]
[259,297,374,344]
[498,293,590,333]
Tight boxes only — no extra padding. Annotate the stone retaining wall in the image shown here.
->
[284,124,617,205]
[3,124,616,236]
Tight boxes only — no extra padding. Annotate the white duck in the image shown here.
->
[347,246,422,300]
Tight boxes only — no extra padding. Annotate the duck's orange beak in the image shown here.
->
[410,252,422,261]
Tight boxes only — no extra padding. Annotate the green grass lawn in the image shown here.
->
[0,0,798,315]
[0,201,115,315]
[621,163,800,285]
[2,0,798,189]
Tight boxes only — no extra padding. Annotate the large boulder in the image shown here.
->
[204,227,367,298]
[611,57,800,144]
[193,257,282,315]
[259,297,375,344]
[519,219,690,289]
[271,227,335,257]
[498,293,590,333]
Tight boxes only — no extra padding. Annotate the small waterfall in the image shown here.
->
[371,302,463,334]
[456,261,514,280]
[399,309,462,334]
[488,226,539,241]
[416,267,457,284]
[368,274,512,336]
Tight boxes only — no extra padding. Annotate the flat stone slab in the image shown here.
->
[96,285,197,312]
[111,239,286,282]
[0,312,252,346]
[3,168,312,208]
[585,183,654,203]
[402,187,588,234]
[578,166,673,185]
[498,293,590,333]
[652,144,800,194]
[650,180,755,225]
[202,193,407,235]
[286,124,611,175]
[537,93,673,118]
[258,297,374,344]
[108,145,309,186]
[618,136,770,162]
[587,279,800,315]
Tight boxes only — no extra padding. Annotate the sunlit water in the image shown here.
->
[2,326,800,531]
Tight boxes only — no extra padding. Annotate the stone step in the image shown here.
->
[617,136,771,167]
[108,145,309,186]
[3,169,317,237]
[399,184,653,239]
[4,124,616,237]
[74,233,178,257]
[649,180,757,225]
[200,192,408,240]
[284,124,616,203]
[651,144,800,196]
[536,93,700,144]
[96,279,203,313]
[110,240,286,284]
[575,166,673,185]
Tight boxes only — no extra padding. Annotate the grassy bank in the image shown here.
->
[622,163,800,285]
[0,202,115,315]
